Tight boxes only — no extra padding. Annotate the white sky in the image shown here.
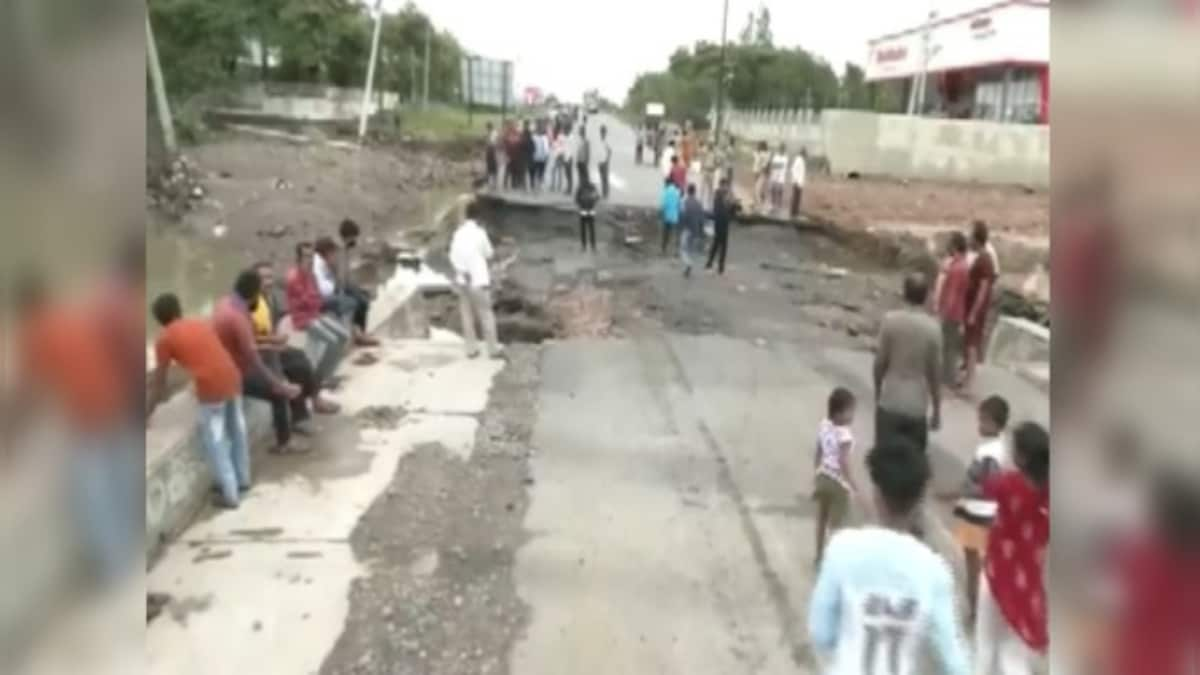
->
[383,0,986,103]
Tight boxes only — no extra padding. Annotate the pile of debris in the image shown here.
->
[547,284,613,338]
[147,154,207,219]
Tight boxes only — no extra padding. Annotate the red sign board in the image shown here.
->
[875,46,908,64]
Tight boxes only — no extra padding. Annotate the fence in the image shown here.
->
[718,107,1049,188]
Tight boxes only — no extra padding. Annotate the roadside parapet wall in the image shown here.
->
[720,108,1049,188]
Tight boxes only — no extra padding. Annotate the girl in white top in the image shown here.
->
[813,387,860,565]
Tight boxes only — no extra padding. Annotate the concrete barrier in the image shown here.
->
[145,269,425,561]
[723,108,1049,188]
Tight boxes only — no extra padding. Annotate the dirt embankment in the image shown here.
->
[148,134,479,271]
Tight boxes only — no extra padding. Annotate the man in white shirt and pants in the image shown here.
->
[790,148,807,220]
[449,200,504,359]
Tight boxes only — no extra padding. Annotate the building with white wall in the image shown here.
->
[865,0,1049,124]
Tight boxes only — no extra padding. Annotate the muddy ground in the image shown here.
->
[419,202,921,353]
[146,134,475,303]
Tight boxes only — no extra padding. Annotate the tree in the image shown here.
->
[625,38,843,122]
[738,11,755,45]
[840,63,871,110]
[754,6,773,47]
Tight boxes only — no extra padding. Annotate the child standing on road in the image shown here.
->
[975,421,1050,675]
[813,387,860,566]
[937,394,1010,623]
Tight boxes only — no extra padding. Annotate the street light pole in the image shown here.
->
[357,0,385,141]
[713,0,731,147]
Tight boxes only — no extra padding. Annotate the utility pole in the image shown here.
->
[357,0,384,141]
[713,0,731,147]
[410,49,418,103]
[146,14,177,156]
[908,5,936,116]
[422,24,431,107]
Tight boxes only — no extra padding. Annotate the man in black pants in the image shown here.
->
[706,177,739,275]
[575,126,591,189]
[213,269,306,454]
[576,178,599,252]
[873,273,942,452]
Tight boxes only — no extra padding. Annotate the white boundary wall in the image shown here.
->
[720,108,1049,187]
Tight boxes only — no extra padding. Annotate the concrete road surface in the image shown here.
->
[512,333,1045,673]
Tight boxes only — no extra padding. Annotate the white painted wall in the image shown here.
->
[722,107,1049,187]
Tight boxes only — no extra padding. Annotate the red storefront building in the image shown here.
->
[865,0,1049,124]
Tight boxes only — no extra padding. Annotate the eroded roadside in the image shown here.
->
[320,346,540,675]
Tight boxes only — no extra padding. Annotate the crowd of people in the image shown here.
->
[485,111,614,200]
[749,141,809,219]
[146,219,380,509]
[806,241,1049,674]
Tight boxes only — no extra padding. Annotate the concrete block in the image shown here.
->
[987,315,1050,368]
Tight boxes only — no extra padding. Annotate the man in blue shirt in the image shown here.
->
[659,177,681,256]
[808,441,969,675]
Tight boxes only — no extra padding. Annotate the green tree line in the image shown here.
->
[624,6,901,125]
[149,0,466,104]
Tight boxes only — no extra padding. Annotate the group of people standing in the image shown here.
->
[807,224,1046,674]
[485,114,613,200]
[751,141,808,219]
[147,219,380,510]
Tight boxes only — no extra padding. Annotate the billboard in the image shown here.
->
[461,55,514,108]
[645,102,665,117]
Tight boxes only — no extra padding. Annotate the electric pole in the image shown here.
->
[410,49,418,103]
[357,0,384,141]
[713,0,731,147]
[422,24,431,107]
[146,14,177,156]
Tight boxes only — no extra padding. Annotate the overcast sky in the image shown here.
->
[381,0,983,102]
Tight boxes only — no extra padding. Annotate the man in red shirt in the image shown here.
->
[216,269,304,454]
[285,241,350,386]
[150,292,250,509]
[13,272,138,580]
[669,155,688,193]
[934,231,970,386]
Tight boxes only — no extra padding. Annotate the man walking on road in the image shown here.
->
[449,200,504,360]
[789,147,807,219]
[597,125,613,199]
[873,273,942,452]
[706,177,739,275]
[575,126,591,188]
[679,183,705,277]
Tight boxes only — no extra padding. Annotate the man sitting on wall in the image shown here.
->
[314,234,380,348]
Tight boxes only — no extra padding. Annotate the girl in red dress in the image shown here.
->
[975,421,1050,674]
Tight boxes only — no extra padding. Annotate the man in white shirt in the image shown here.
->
[768,143,790,215]
[790,148,807,220]
[660,139,677,177]
[313,236,378,347]
[449,201,504,359]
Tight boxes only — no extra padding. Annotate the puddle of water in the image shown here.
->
[146,220,245,324]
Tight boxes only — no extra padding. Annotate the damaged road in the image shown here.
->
[145,194,1048,675]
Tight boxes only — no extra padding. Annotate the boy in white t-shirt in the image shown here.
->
[813,387,860,566]
[937,394,1009,624]
[808,442,969,675]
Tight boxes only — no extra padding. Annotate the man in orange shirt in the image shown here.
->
[149,292,253,508]
[13,272,138,581]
